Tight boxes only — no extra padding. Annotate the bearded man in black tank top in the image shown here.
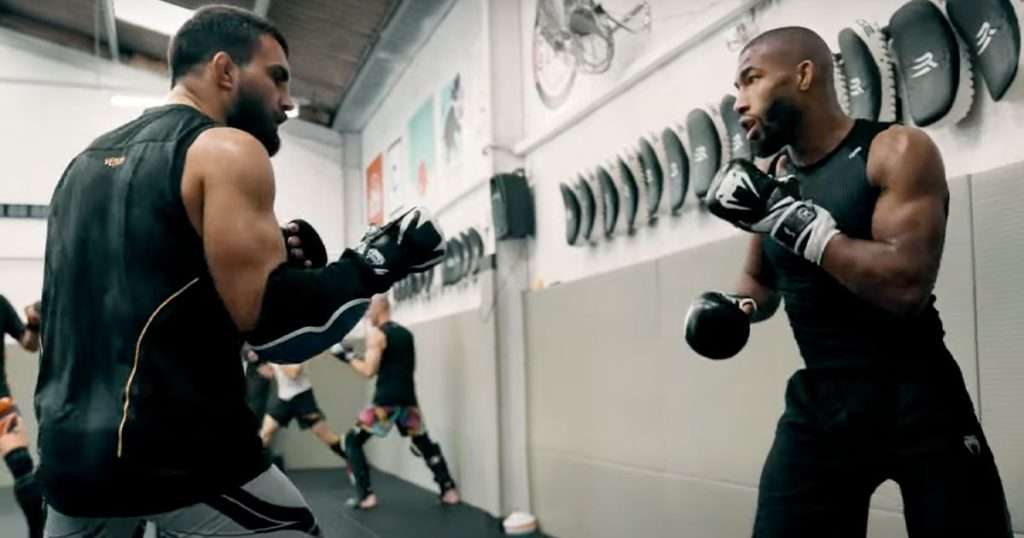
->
[332,294,459,510]
[689,27,1011,537]
[36,6,445,537]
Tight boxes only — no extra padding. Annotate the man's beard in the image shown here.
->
[226,85,282,156]
[751,97,801,159]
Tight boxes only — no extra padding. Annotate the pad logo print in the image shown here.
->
[976,22,998,55]
[849,77,866,97]
[694,146,709,163]
[732,133,745,152]
[911,52,940,79]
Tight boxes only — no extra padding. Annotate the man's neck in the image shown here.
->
[167,83,227,124]
[788,106,855,168]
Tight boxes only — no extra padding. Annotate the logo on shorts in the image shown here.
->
[963,434,982,456]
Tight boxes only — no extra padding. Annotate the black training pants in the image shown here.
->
[753,357,1012,538]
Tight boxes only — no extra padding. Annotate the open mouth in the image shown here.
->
[741,118,762,142]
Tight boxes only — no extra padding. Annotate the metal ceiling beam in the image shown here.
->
[332,0,457,132]
[100,0,120,61]
[253,0,272,18]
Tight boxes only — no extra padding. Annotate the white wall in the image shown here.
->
[520,0,1024,287]
[0,28,346,333]
[357,0,500,320]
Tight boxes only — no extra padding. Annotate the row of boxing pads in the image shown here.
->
[392,227,486,302]
[559,0,1022,246]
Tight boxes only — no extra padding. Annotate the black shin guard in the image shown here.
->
[344,429,373,498]
[411,434,456,493]
[5,447,45,538]
[329,439,347,460]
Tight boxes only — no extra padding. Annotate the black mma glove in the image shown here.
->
[684,291,756,360]
[706,159,839,265]
[355,206,446,281]
[282,219,329,269]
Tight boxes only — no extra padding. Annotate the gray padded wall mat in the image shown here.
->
[653,238,799,487]
[525,180,988,536]
[866,174,980,515]
[972,163,1024,534]
[365,305,502,515]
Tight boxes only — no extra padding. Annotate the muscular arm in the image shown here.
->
[350,327,385,378]
[183,128,391,363]
[819,126,948,318]
[185,128,285,331]
[735,236,781,322]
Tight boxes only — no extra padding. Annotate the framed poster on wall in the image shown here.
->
[407,96,436,201]
[365,154,384,225]
[440,73,464,180]
[385,137,404,218]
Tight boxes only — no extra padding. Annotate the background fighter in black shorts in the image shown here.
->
[687,26,1012,537]
[258,358,348,465]
[35,5,444,536]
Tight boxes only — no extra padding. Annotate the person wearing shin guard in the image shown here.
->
[331,295,459,510]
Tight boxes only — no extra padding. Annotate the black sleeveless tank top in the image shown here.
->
[374,321,418,406]
[761,119,948,369]
[37,105,266,516]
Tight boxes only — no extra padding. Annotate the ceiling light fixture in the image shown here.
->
[115,0,194,36]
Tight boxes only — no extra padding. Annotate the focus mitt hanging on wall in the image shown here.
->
[838,20,898,122]
[889,0,975,128]
[946,0,1023,101]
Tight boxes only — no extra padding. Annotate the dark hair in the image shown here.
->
[168,5,288,85]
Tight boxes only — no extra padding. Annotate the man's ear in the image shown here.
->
[210,51,238,91]
[796,60,814,92]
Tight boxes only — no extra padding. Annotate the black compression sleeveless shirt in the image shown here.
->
[761,119,948,369]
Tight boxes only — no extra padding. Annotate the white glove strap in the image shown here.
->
[768,201,839,265]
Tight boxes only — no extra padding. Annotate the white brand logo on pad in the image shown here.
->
[732,133,745,152]
[976,22,997,55]
[911,52,939,79]
[694,146,709,163]
[849,77,866,97]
